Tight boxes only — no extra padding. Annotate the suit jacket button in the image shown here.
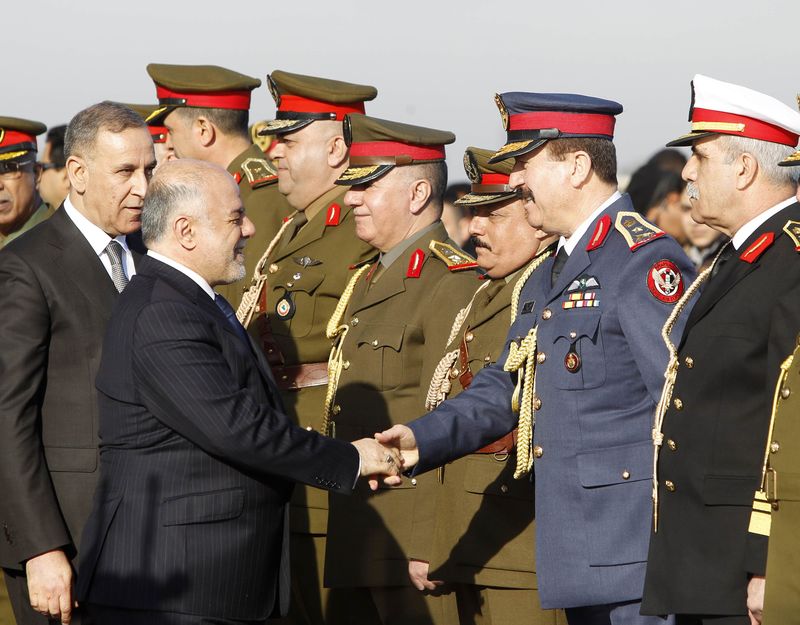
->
[684,356,694,368]
[667,439,677,451]
[673,398,683,410]
[536,352,546,364]
[500,484,509,493]
[622,470,631,480]
[542,308,552,320]
[533,445,543,458]
[332,405,341,415]
[665,480,676,492]
[533,396,542,410]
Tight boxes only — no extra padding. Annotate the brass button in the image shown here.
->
[255,304,262,313]
[533,445,543,458]
[500,484,509,493]
[771,441,780,454]
[537,352,546,364]
[665,480,676,492]
[449,368,459,379]
[673,398,683,410]
[667,439,677,451]
[569,331,577,339]
[286,282,294,288]
[484,355,492,363]
[293,272,302,280]
[343,360,350,370]
[622,470,631,480]
[332,405,341,415]
[351,317,359,326]
[781,386,791,399]
[268,263,279,274]
[542,308,552,320]
[533,396,542,410]
[684,356,694,368]
[306,426,313,431]
[411,478,417,486]
[465,331,474,343]
[371,339,378,347]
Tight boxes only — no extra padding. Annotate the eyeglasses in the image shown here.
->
[0,160,36,180]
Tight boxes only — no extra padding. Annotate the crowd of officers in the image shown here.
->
[0,64,799,625]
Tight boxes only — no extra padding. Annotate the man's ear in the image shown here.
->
[174,215,197,250]
[408,179,433,215]
[66,155,87,193]
[327,135,348,169]
[33,163,43,189]
[735,152,759,190]
[569,150,593,188]
[194,116,216,148]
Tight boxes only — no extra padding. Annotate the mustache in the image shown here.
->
[686,182,700,200]
[471,236,492,251]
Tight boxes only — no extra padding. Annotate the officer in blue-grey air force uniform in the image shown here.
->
[380,92,696,625]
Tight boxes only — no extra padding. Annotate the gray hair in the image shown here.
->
[64,101,147,159]
[719,135,800,187]
[141,161,211,245]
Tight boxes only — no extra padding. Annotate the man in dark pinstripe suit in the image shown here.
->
[77,159,400,625]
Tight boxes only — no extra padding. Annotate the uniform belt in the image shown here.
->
[274,362,329,391]
[475,429,517,454]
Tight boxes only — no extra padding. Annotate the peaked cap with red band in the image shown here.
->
[489,92,623,164]
[258,70,377,136]
[779,95,800,167]
[145,63,261,125]
[667,74,800,150]
[124,103,169,143]
[0,116,46,162]
[455,146,521,207]
[336,114,455,186]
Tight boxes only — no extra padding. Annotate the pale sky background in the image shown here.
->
[6,0,799,180]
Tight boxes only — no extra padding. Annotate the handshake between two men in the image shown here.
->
[360,424,420,489]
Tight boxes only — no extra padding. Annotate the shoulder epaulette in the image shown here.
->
[240,157,277,189]
[614,211,665,251]
[428,240,478,271]
[782,220,800,252]
[586,215,612,251]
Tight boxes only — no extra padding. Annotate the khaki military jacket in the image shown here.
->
[763,339,800,625]
[410,268,540,589]
[248,186,375,534]
[217,144,294,308]
[0,203,52,249]
[324,221,479,587]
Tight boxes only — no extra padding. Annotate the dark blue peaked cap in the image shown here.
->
[490,92,623,163]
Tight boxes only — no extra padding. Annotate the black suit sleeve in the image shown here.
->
[0,250,72,567]
[131,300,359,490]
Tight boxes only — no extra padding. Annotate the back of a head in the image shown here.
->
[141,159,221,246]
[626,161,667,216]
[65,101,147,160]
[45,125,68,167]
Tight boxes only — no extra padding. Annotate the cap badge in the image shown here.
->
[0,129,4,144]
[494,93,509,131]
[267,74,281,106]
[464,151,481,183]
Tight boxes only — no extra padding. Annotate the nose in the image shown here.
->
[132,169,149,198]
[241,215,255,238]
[468,214,486,237]
[268,140,285,160]
[509,170,525,190]
[682,156,697,182]
[344,188,361,208]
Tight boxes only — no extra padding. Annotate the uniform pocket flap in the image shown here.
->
[463,457,533,500]
[161,487,245,526]
[280,268,324,294]
[703,474,759,505]
[578,440,653,487]
[44,447,97,473]
[555,311,601,342]
[355,324,405,351]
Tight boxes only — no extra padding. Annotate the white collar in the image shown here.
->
[558,191,622,256]
[731,196,797,250]
[63,195,130,256]
[146,250,216,300]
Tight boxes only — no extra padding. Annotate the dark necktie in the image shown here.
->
[550,246,569,288]
[105,240,129,293]
[710,241,734,279]
[214,294,250,345]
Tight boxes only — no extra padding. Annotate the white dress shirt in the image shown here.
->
[62,196,136,280]
[558,191,622,256]
[731,196,797,250]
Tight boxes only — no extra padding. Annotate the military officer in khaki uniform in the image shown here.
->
[145,63,293,307]
[409,147,564,625]
[236,71,378,625]
[0,117,52,250]
[323,115,479,625]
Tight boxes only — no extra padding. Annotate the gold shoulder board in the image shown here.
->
[783,220,800,252]
[241,157,277,188]
[428,240,478,271]
[614,211,665,251]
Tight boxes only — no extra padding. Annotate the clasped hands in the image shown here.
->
[352,424,419,490]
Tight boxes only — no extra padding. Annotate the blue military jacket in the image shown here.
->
[409,193,696,609]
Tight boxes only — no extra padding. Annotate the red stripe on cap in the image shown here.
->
[156,85,251,110]
[350,141,445,160]
[739,232,775,263]
[479,172,509,185]
[509,111,616,137]
[692,108,799,146]
[0,129,37,148]
[149,126,168,143]
[278,94,365,120]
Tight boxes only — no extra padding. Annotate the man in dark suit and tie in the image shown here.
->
[0,101,156,625]
[76,159,400,625]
